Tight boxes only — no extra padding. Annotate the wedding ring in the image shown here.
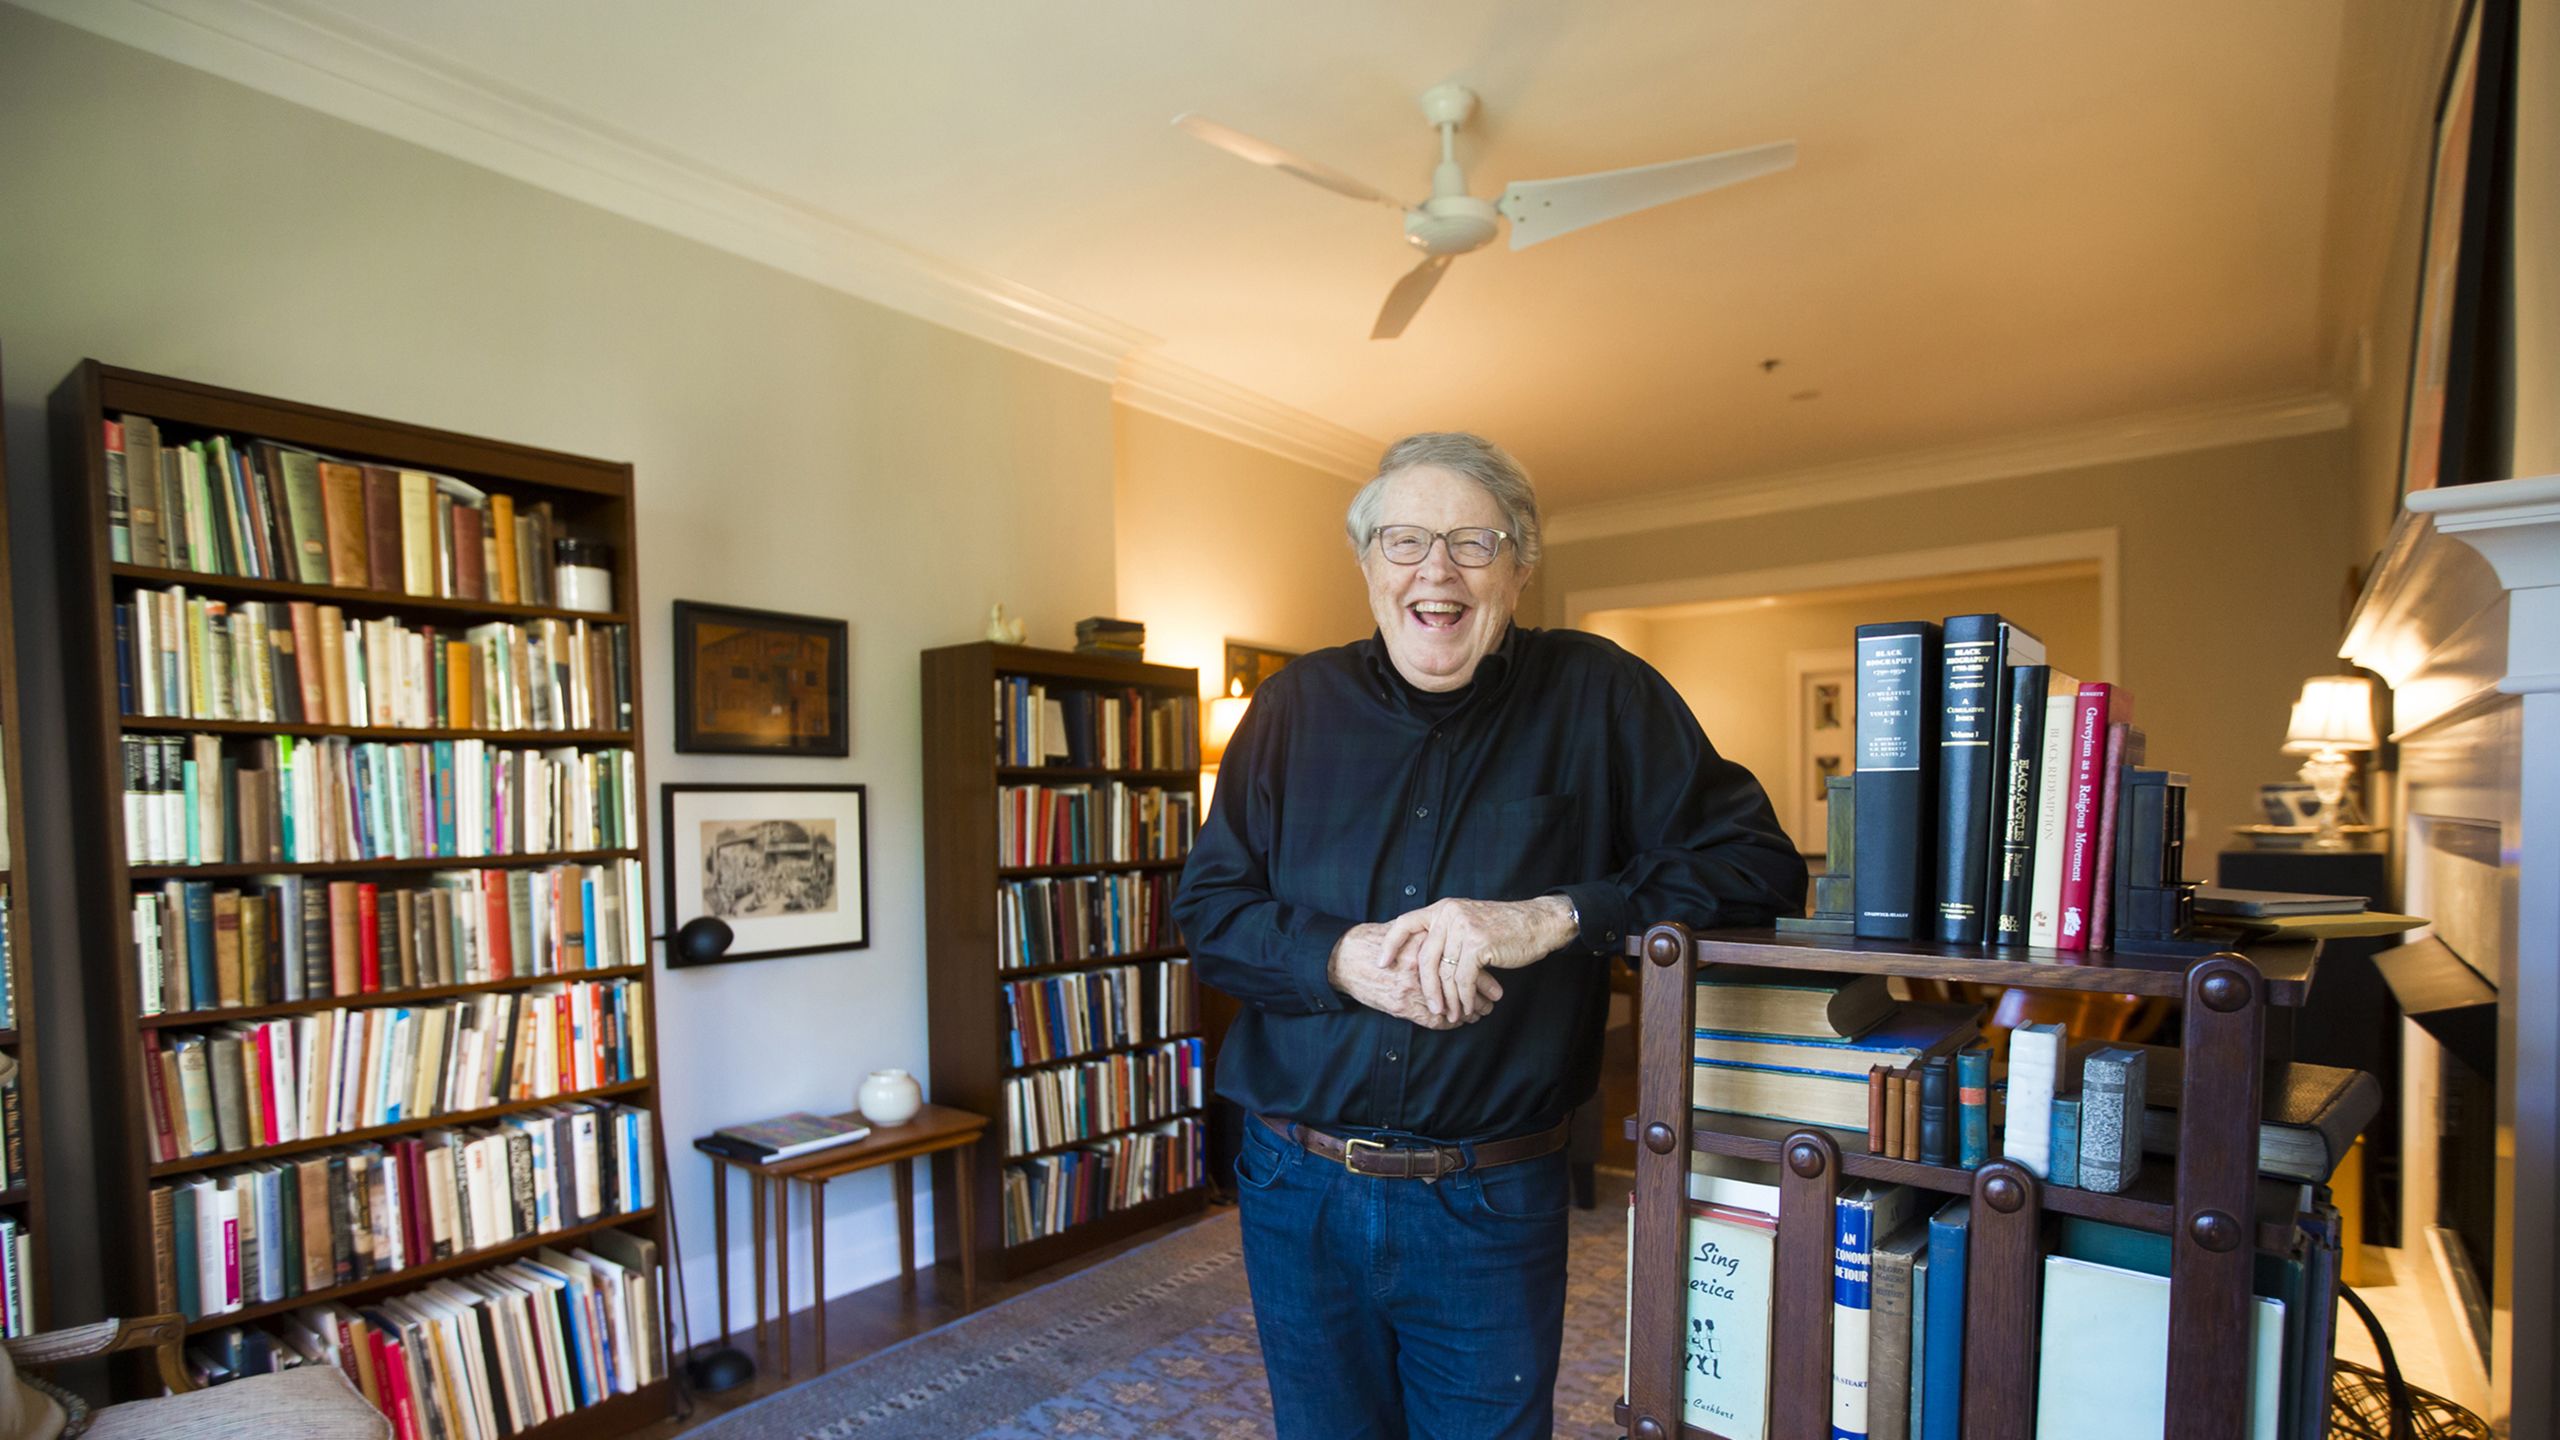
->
[1441,958,1460,970]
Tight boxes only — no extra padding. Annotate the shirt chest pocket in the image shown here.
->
[1447,793,1580,899]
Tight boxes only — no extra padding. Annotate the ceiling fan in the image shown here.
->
[1174,82,1795,339]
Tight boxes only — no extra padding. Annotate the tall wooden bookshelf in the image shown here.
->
[1618,925,2336,1440]
[0,347,48,1335]
[921,642,1209,1281]
[50,362,673,1434]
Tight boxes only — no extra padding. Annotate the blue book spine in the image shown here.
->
[1956,1047,1991,1169]
[183,882,218,1015]
[1922,1202,1969,1440]
[182,759,201,866]
[1832,1195,1876,1440]
[173,1187,199,1319]
[2049,1095,2082,1188]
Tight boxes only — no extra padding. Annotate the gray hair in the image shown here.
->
[1344,432,1542,569]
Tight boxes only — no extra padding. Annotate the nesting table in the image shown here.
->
[695,1103,990,1377]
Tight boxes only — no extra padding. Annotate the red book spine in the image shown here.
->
[2056,682,2118,951]
[357,882,383,991]
[141,1031,177,1162]
[2089,720,2137,952]
[374,1329,418,1440]
[556,994,574,1093]
[400,1139,432,1266]
[247,1025,276,1148]
[485,870,514,980]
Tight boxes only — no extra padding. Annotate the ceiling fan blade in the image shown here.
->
[1497,139,1796,250]
[1173,113,1412,210]
[1372,255,1453,340]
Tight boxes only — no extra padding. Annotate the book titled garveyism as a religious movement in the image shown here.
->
[1852,623,1941,940]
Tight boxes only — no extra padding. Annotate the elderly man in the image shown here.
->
[1173,432,1804,1439]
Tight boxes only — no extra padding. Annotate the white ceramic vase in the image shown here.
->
[859,1068,923,1126]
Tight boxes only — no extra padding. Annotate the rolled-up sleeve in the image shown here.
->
[1174,680,1356,1015]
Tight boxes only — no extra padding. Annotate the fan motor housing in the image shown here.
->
[1405,196,1501,257]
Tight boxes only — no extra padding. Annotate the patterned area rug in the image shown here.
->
[690,1200,1630,1439]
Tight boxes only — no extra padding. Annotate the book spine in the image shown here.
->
[2048,1094,2081,1187]
[2055,683,2115,951]
[2025,691,2078,947]
[2087,723,2141,953]
[1932,615,2000,943]
[1919,1056,1951,1167]
[2079,1048,2144,1194]
[1921,1206,1967,1440]
[1852,623,1940,940]
[1830,1196,1876,1439]
[2000,1023,2062,1178]
[1991,666,2050,945]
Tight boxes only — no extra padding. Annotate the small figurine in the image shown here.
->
[985,603,1027,645]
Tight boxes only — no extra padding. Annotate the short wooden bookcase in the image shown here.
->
[1618,924,2325,1440]
[49,362,673,1434]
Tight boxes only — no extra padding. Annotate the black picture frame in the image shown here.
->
[672,600,851,756]
[2397,0,2517,498]
[661,782,871,966]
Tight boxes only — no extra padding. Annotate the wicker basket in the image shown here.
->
[2329,1287,2494,1439]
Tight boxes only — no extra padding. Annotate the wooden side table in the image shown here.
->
[696,1103,990,1377]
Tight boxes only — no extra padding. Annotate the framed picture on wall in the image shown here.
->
[673,600,851,756]
[2397,0,2515,497]
[662,783,870,966]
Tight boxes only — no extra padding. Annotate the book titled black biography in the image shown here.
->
[1932,614,2045,943]
[1852,621,1942,940]
[1992,664,2052,945]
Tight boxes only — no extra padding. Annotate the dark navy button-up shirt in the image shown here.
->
[1173,624,1806,1141]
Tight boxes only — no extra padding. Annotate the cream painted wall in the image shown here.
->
[1112,406,1373,693]
[1624,572,2103,852]
[0,4,1187,1340]
[1541,428,2358,852]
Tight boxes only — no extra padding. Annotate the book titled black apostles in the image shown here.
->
[1852,622,1941,940]
[1932,615,2046,943]
[1992,664,2054,945]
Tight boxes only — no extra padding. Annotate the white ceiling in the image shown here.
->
[60,0,2358,509]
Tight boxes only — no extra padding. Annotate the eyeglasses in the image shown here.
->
[1369,525,1512,568]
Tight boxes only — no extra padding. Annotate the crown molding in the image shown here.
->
[1113,354,1380,480]
[14,0,1371,474]
[1545,391,2352,544]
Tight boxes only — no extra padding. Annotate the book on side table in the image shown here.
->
[703,1112,872,1164]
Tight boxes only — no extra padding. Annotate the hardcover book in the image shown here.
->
[1830,1183,1925,1440]
[1691,1003,1980,1078]
[1955,1044,1990,1169]
[1622,1197,1779,1440]
[2079,1045,2146,1193]
[1869,1220,1930,1440]
[2085,721,2146,951]
[2000,1022,2065,1178]
[1931,614,2043,943]
[1693,968,1892,1041]
[2056,682,2125,950]
[1919,1199,1968,1440]
[1990,664,2053,946]
[1852,623,1941,940]
[703,1111,872,1164]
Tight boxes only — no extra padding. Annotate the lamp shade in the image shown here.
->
[2283,675,2376,753]
[1203,679,1251,767]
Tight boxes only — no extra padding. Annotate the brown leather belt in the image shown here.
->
[1256,1114,1571,1180]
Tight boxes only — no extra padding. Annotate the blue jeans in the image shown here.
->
[1233,1118,1571,1440]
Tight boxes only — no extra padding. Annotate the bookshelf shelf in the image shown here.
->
[993,859,1188,880]
[187,1203,660,1334]
[0,346,48,1333]
[112,561,629,626]
[120,715,633,745]
[128,846,641,880]
[1620,924,2332,1440]
[136,963,648,1029]
[924,642,1209,1282]
[1005,1106,1209,1163]
[53,362,672,1420]
[999,1031,1204,1078]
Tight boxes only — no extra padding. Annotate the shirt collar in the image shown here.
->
[1358,622,1525,711]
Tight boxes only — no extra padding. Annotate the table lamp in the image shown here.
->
[2283,675,2376,849]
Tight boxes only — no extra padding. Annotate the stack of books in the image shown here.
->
[698,1111,873,1165]
[1073,616,1145,658]
[1689,969,1980,1132]
[1851,613,2193,951]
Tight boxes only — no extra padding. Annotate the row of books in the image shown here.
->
[1853,614,2185,949]
[1003,1037,1205,1157]
[130,859,647,1017]
[1000,1116,1206,1246]
[119,733,639,867]
[106,415,579,609]
[182,1231,663,1436]
[1636,1166,2335,1440]
[155,1099,656,1320]
[1690,973,2376,1188]
[118,586,631,734]
[1000,960,1193,1068]
[0,1219,28,1340]
[992,677,1199,770]
[995,782,1197,868]
[143,979,650,1163]
[996,871,1178,970]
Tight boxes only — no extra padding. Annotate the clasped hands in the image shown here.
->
[1326,895,1578,1029]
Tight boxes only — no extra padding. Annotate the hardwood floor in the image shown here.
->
[626,1203,1224,1438]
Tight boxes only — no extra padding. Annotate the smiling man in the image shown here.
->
[1174,431,1805,1439]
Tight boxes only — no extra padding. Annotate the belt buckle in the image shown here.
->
[1341,1135,1390,1175]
